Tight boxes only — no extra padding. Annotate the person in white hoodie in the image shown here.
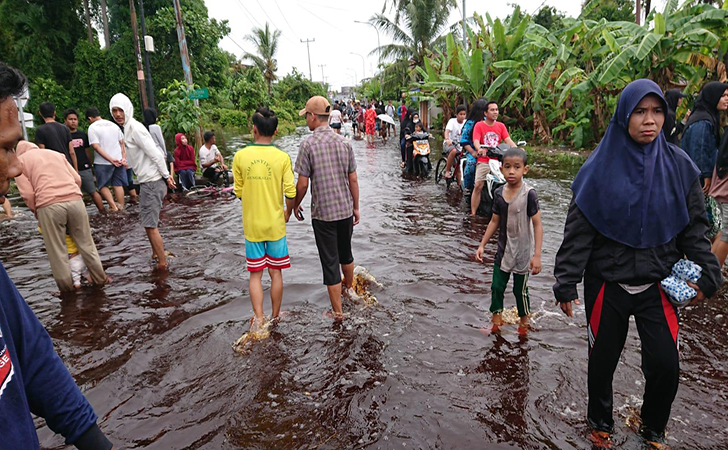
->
[109,93,176,270]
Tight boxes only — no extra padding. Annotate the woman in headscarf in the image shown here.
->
[173,133,197,191]
[681,81,728,193]
[402,111,421,174]
[662,89,687,144]
[701,83,728,264]
[459,98,488,192]
[553,79,721,449]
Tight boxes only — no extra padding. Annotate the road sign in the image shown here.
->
[18,112,33,128]
[188,88,209,100]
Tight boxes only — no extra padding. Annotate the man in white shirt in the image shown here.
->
[443,105,467,181]
[199,131,228,183]
[109,93,176,271]
[86,107,126,211]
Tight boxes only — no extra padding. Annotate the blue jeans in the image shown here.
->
[178,169,195,190]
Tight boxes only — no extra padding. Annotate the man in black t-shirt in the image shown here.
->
[64,109,105,212]
[35,102,78,171]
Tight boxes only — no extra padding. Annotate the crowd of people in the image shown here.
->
[2,53,728,450]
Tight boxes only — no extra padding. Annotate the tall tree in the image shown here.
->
[243,23,281,96]
[82,0,94,43]
[100,0,110,48]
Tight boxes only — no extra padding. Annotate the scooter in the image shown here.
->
[464,141,527,216]
[411,132,432,177]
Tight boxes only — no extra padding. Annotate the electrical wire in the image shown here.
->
[298,4,345,33]
[274,0,301,40]
[234,0,263,28]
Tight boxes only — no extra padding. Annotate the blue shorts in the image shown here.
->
[95,164,128,188]
[245,236,290,272]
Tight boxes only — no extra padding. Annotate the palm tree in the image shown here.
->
[370,0,454,86]
[244,23,281,96]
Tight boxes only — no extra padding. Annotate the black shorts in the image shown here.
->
[312,216,354,285]
[330,123,341,129]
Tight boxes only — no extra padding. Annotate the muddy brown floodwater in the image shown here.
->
[2,128,727,449]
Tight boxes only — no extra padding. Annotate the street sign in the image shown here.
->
[18,112,33,128]
[188,88,209,100]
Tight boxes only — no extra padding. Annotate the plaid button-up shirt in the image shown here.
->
[295,125,357,222]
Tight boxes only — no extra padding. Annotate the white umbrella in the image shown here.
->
[377,114,395,125]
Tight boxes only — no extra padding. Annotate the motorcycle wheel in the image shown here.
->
[435,158,447,184]
[420,160,429,177]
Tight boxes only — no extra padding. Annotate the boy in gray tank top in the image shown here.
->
[475,148,543,334]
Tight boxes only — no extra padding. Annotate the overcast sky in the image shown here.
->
[204,0,660,92]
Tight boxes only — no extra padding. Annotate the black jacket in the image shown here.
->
[553,179,721,303]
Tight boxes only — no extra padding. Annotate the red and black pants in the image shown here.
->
[584,274,680,438]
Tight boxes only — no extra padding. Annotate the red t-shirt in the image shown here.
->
[472,121,509,163]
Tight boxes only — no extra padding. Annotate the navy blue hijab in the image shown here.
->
[571,79,700,249]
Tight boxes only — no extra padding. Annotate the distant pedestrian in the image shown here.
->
[109,93,176,270]
[328,105,343,134]
[663,89,688,145]
[143,108,174,176]
[232,107,296,331]
[397,100,407,123]
[14,141,108,292]
[173,133,196,191]
[86,107,126,211]
[35,102,77,171]
[364,102,377,148]
[294,96,360,320]
[63,108,105,212]
[385,99,396,135]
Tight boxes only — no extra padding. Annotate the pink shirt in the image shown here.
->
[15,145,82,213]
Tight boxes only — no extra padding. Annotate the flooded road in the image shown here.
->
[3,129,727,449]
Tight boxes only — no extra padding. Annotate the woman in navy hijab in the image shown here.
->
[553,79,721,448]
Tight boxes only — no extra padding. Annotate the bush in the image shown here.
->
[27,77,73,124]
[217,109,250,130]
[158,80,201,136]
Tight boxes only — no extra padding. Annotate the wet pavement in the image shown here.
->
[2,128,727,449]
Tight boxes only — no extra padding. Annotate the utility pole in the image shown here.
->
[301,38,315,81]
[129,0,148,110]
[173,0,201,148]
[635,0,641,25]
[138,0,155,110]
[318,64,326,83]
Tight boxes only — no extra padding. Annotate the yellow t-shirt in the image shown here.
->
[37,226,77,254]
[232,144,296,242]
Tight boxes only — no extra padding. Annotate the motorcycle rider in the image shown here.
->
[471,101,517,216]
[443,105,467,182]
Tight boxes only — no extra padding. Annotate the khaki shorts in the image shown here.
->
[475,162,491,183]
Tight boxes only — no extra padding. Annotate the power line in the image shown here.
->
[224,35,247,54]
[274,0,300,40]
[234,0,263,28]
[255,0,281,31]
[298,4,345,33]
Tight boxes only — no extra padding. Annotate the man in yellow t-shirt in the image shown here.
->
[233,107,296,330]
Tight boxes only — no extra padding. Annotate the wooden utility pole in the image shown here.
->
[100,0,111,48]
[301,38,315,81]
[138,0,155,110]
[83,0,94,44]
[636,0,642,25]
[318,64,326,83]
[129,0,148,110]
[173,0,202,148]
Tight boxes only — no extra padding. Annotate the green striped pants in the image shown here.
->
[490,264,531,317]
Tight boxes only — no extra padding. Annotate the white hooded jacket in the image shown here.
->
[109,93,170,184]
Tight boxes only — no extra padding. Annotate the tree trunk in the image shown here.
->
[82,0,94,44]
[645,0,651,18]
[100,0,111,48]
[636,0,642,25]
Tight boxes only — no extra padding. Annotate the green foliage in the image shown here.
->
[158,80,201,136]
[27,78,73,123]
[243,23,281,95]
[420,2,728,148]
[231,67,269,111]
[581,0,636,22]
[215,109,250,130]
[533,6,566,30]
[273,69,327,110]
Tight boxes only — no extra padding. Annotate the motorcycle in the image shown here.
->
[410,131,432,177]
[466,140,527,216]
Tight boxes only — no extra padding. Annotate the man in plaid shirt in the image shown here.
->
[293,96,361,320]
